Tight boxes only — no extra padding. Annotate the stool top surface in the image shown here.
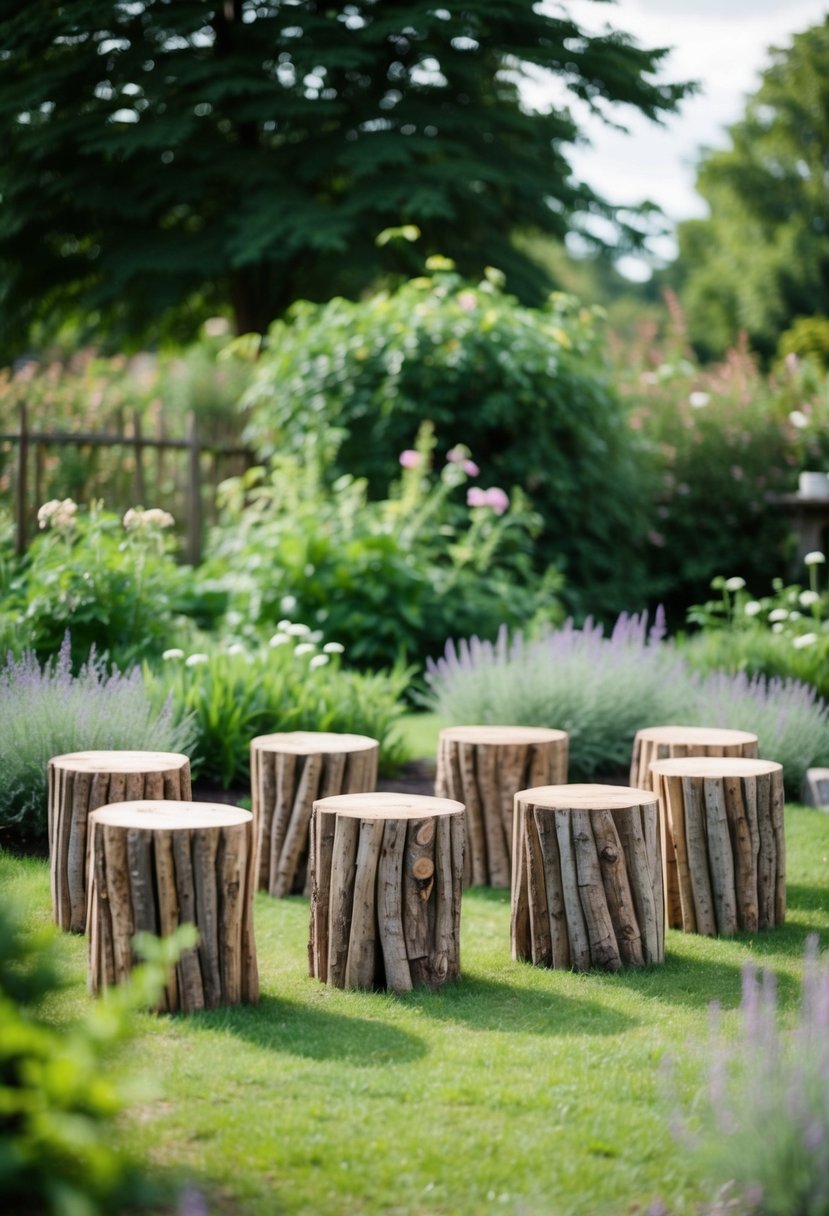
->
[50,750,190,772]
[439,725,568,745]
[251,731,379,754]
[515,782,657,810]
[649,756,782,778]
[314,791,464,820]
[89,800,251,829]
[635,725,758,745]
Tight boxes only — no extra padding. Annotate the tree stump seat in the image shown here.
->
[650,756,785,936]
[309,792,465,992]
[435,725,569,888]
[86,800,258,1012]
[251,731,379,898]
[48,750,191,933]
[511,783,664,972]
[629,725,758,789]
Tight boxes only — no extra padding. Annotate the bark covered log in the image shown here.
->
[629,725,758,790]
[651,756,785,935]
[49,750,191,933]
[251,731,378,898]
[511,784,664,972]
[309,792,465,992]
[87,800,259,1012]
[435,726,568,888]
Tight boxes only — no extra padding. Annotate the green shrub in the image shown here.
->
[242,263,653,619]
[779,315,829,371]
[0,637,195,844]
[144,635,410,788]
[0,897,193,1216]
[1,499,200,669]
[198,421,563,671]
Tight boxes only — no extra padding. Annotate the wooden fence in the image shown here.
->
[2,403,255,564]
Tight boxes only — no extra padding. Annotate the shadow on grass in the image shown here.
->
[400,971,638,1035]
[181,993,428,1065]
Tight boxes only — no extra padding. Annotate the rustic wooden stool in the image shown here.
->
[309,792,465,993]
[650,757,785,936]
[511,783,664,972]
[86,800,258,1013]
[629,725,758,789]
[435,725,569,889]
[250,730,379,898]
[48,750,191,933]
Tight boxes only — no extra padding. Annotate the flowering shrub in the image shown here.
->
[144,632,409,788]
[0,636,195,843]
[425,611,829,793]
[198,422,563,671]
[0,499,198,669]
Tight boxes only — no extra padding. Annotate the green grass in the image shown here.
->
[5,806,829,1216]
[396,711,445,762]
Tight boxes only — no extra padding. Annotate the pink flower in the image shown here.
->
[463,460,479,477]
[485,487,509,515]
[467,487,488,508]
[446,445,465,464]
[399,449,422,469]
[457,291,477,312]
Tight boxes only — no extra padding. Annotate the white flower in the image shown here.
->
[323,642,345,655]
[793,632,818,649]
[280,595,298,613]
[769,608,789,623]
[123,507,141,530]
[294,642,315,656]
[268,632,290,647]
[805,551,826,566]
[162,648,185,661]
[38,498,77,530]
[689,391,710,408]
[141,507,175,529]
[789,410,809,429]
[286,622,311,636]
[225,610,243,628]
[185,652,209,667]
[309,629,324,643]
[309,654,330,669]
[226,642,246,656]
[772,623,784,634]
[743,601,762,617]
[799,590,821,608]
[724,576,746,592]
[789,610,802,620]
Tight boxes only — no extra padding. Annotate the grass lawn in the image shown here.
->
[4,804,829,1216]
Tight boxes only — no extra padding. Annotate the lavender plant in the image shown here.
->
[0,635,194,844]
[685,938,829,1216]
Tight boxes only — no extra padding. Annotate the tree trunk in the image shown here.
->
[629,725,758,789]
[651,757,785,935]
[511,783,664,971]
[309,792,465,992]
[435,725,568,888]
[251,731,378,898]
[49,750,191,934]
[87,800,259,1012]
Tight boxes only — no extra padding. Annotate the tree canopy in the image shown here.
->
[0,1,688,355]
[676,18,829,359]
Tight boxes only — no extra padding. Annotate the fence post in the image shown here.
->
[15,401,28,555]
[185,411,202,566]
[132,409,146,505]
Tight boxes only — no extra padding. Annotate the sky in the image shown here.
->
[531,0,829,274]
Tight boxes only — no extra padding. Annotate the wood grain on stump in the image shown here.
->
[251,731,379,898]
[48,750,191,933]
[309,792,465,993]
[86,800,258,1012]
[435,725,569,889]
[511,784,664,972]
[629,725,758,790]
[650,757,785,936]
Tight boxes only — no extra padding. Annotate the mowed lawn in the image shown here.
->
[4,804,829,1216]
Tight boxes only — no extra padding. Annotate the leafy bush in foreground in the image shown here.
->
[0,637,195,844]
[424,611,829,794]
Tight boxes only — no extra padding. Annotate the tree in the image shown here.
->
[676,19,829,360]
[0,1,688,356]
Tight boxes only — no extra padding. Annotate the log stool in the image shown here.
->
[251,731,379,898]
[650,757,785,936]
[511,784,664,972]
[435,725,569,889]
[86,800,258,1012]
[629,725,758,789]
[48,750,191,933]
[309,792,465,993]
